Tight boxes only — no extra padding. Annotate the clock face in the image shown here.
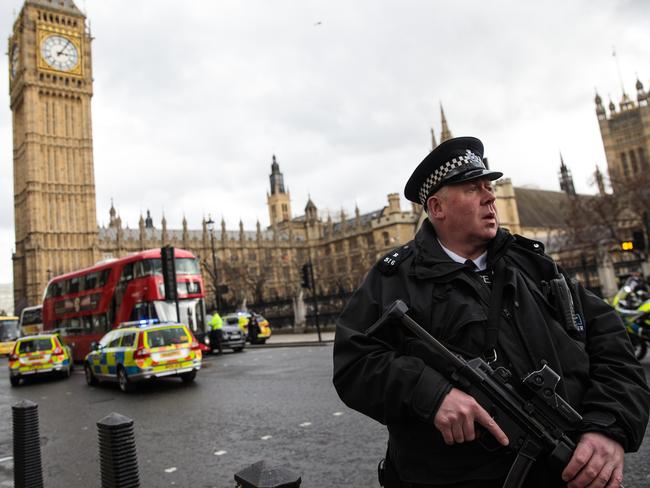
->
[40,34,79,72]
[11,43,19,78]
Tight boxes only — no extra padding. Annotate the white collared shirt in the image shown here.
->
[437,239,488,271]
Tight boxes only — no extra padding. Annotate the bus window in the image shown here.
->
[130,302,158,322]
[69,277,80,294]
[19,306,43,335]
[133,261,144,278]
[92,314,108,334]
[120,263,134,282]
[0,318,20,342]
[98,269,111,287]
[47,281,63,298]
[142,259,162,276]
[176,258,200,275]
[84,272,98,290]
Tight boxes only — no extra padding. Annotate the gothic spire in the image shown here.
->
[269,154,286,195]
[558,152,576,197]
[439,103,452,142]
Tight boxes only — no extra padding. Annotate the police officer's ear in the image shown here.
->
[426,191,446,221]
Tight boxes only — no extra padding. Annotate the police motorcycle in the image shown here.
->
[611,274,650,360]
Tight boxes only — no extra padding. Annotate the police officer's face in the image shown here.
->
[427,178,498,250]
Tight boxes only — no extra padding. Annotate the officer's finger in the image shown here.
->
[451,422,464,444]
[474,407,508,446]
[440,426,454,446]
[463,416,476,442]
[562,441,595,483]
[604,465,623,488]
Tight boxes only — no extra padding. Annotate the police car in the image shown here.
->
[8,333,74,387]
[223,312,272,344]
[84,321,202,393]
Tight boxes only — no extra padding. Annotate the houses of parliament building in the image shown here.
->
[8,0,650,315]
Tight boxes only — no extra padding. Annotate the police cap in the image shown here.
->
[404,136,503,205]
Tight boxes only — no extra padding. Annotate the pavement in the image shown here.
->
[252,329,334,347]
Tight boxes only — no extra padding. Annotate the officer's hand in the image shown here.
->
[562,432,624,488]
[433,387,509,446]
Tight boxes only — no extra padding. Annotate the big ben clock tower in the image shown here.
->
[9,0,98,310]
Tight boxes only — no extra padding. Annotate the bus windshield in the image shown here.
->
[0,319,20,342]
[175,258,200,275]
[137,258,199,276]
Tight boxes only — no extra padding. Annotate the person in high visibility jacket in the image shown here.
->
[208,312,224,354]
[237,314,248,329]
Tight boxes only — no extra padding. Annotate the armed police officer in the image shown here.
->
[333,137,650,488]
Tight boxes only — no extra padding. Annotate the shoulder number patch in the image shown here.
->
[377,244,413,275]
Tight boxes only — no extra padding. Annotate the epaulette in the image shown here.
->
[377,243,413,275]
[513,234,545,255]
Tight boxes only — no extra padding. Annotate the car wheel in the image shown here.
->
[9,376,20,387]
[180,370,197,383]
[117,366,135,393]
[84,363,98,386]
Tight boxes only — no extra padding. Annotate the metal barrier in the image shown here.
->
[12,399,44,488]
[235,460,301,488]
[97,412,140,488]
[11,402,302,487]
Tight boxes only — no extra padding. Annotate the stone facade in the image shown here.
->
[9,0,99,311]
[595,80,650,192]
[98,166,420,311]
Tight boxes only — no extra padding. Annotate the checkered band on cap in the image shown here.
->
[418,149,485,205]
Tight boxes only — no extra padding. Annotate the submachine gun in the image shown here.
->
[366,300,597,488]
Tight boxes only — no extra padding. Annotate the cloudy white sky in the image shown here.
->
[0,0,648,284]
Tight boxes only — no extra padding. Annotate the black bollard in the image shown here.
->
[12,399,44,488]
[97,412,140,488]
[234,460,301,488]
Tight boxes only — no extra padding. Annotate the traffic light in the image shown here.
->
[621,241,634,252]
[632,230,646,251]
[161,246,178,300]
[300,263,312,289]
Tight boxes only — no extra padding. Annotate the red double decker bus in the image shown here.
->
[42,248,206,361]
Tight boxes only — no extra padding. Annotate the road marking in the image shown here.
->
[164,467,177,473]
[299,422,312,427]
[333,412,343,416]
[214,450,227,456]
[261,435,272,440]
[0,457,13,463]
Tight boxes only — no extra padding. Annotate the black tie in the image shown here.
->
[464,259,477,270]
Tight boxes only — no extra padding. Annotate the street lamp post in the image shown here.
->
[206,216,221,311]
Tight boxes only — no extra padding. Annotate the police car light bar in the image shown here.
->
[117,319,161,329]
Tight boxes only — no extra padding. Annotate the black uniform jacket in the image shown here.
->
[333,220,650,485]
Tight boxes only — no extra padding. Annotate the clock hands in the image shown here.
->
[56,38,72,57]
